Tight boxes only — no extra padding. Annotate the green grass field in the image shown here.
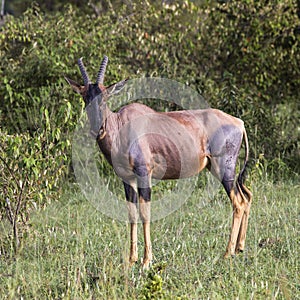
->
[0,179,299,299]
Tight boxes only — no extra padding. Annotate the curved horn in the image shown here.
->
[96,55,109,84]
[77,58,90,86]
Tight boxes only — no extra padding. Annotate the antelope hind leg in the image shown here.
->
[235,184,253,253]
[224,187,247,258]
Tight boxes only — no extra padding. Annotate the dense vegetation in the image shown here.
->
[0,0,299,298]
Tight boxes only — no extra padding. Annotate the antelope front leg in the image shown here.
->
[140,201,152,269]
[124,182,139,265]
[139,189,152,269]
[129,220,138,264]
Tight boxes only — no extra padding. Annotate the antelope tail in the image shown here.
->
[238,128,249,188]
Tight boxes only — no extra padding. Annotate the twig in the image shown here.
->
[0,148,21,190]
[0,0,4,19]
[5,197,14,225]
[0,145,27,250]
[12,173,28,250]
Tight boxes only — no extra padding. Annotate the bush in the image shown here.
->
[201,0,300,172]
[0,127,68,251]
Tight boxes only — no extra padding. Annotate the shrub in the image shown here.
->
[0,127,68,251]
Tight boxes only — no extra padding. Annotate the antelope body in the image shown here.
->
[66,56,253,269]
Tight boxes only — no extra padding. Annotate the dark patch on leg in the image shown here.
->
[134,162,151,202]
[222,179,234,197]
[209,124,243,182]
[138,186,151,201]
[123,181,137,203]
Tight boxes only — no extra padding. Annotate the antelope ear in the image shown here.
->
[65,76,84,94]
[106,79,128,96]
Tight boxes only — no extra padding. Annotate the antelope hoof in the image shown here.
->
[142,259,152,270]
[129,261,138,268]
[224,251,235,259]
[235,248,244,255]
[129,257,138,267]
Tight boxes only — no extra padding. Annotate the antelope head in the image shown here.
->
[65,56,127,138]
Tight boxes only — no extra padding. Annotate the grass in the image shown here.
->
[0,178,299,299]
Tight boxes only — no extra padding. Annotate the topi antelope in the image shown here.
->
[66,56,253,269]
